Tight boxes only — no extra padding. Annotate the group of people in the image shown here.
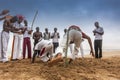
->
[0,10,33,62]
[0,10,104,65]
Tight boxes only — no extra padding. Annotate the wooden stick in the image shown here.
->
[64,30,69,67]
[31,11,38,29]
[10,35,15,60]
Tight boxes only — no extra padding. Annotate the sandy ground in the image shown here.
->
[0,51,120,80]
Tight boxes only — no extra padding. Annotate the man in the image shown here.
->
[0,16,18,63]
[43,28,50,40]
[33,27,42,56]
[51,27,60,53]
[11,15,24,61]
[93,22,104,58]
[48,26,83,64]
[32,38,53,63]
[63,28,67,37]
[69,25,94,57]
[0,20,10,63]
[22,20,33,59]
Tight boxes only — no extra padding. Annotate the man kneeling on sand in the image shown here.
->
[32,38,53,63]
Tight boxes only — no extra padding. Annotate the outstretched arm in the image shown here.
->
[82,32,94,57]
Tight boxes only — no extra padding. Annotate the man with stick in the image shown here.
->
[22,20,33,59]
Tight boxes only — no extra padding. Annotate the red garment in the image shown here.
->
[23,37,31,59]
[82,32,86,38]
[40,47,46,56]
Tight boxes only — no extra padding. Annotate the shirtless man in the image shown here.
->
[0,16,18,62]
[33,27,42,56]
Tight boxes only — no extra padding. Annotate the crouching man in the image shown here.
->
[32,38,53,63]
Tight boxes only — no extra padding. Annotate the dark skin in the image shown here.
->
[51,28,60,38]
[22,20,33,34]
[33,27,42,41]
[3,20,12,32]
[68,25,94,57]
[93,22,104,35]
[11,18,24,34]
[64,29,67,34]
[44,28,50,39]
[2,16,18,33]
[0,10,10,21]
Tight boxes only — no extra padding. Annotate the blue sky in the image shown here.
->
[0,0,120,50]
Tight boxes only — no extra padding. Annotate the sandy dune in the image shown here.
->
[0,51,120,80]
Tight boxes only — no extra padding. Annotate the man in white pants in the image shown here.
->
[68,25,94,58]
[0,21,10,63]
[0,15,18,62]
[11,15,24,61]
[32,38,53,63]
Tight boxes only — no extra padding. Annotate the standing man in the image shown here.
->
[0,17,12,63]
[33,27,42,56]
[0,15,18,62]
[51,27,60,53]
[11,15,24,61]
[63,28,67,37]
[22,20,33,59]
[93,22,104,58]
[43,28,50,40]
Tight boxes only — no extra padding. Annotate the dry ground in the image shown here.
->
[0,51,120,80]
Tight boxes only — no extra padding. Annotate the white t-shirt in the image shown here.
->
[35,39,52,50]
[44,32,50,40]
[13,22,23,32]
[51,32,59,43]
[23,26,31,38]
[93,27,104,40]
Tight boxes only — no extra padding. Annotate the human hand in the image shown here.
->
[90,50,94,57]
[1,10,9,15]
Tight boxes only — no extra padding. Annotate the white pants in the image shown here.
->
[69,29,82,60]
[0,31,9,62]
[40,43,53,62]
[12,33,23,59]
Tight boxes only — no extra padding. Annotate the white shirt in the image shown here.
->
[13,22,23,35]
[44,32,50,40]
[52,32,59,43]
[23,26,31,38]
[35,39,52,50]
[93,27,104,40]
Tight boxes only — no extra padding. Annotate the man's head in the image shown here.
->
[94,22,99,28]
[17,15,24,24]
[36,27,39,32]
[10,16,18,23]
[54,27,57,32]
[24,20,28,26]
[64,29,67,33]
[45,28,48,32]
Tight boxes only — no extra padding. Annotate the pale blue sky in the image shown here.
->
[0,0,120,50]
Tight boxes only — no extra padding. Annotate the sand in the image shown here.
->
[0,51,120,80]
